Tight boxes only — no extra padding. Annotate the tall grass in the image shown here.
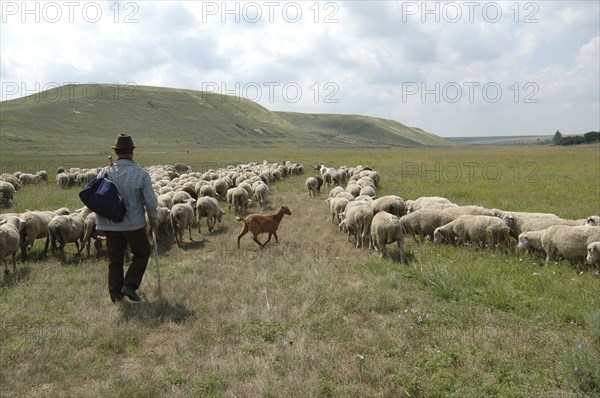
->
[1,145,599,397]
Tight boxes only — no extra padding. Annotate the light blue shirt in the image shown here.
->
[95,159,159,232]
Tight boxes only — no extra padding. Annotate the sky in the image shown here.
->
[1,0,599,137]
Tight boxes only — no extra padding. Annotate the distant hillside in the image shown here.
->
[448,135,554,146]
[0,84,453,152]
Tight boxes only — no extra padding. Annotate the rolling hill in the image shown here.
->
[0,84,453,152]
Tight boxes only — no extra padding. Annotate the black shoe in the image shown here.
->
[121,285,141,302]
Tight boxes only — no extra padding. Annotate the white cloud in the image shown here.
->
[1,0,598,136]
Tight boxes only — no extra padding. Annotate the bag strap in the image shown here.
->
[99,166,111,180]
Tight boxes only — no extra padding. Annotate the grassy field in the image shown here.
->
[1,145,599,397]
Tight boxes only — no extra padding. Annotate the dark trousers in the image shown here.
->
[105,228,151,300]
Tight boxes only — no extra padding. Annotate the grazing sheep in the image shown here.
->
[19,207,71,260]
[232,187,249,214]
[371,211,405,262]
[503,212,587,238]
[586,216,600,226]
[55,172,74,189]
[237,206,292,248]
[339,204,374,249]
[443,205,494,218]
[327,197,350,224]
[253,183,270,211]
[372,195,406,217]
[306,177,320,197]
[400,209,456,242]
[0,174,21,191]
[345,183,362,198]
[0,216,25,274]
[406,196,453,213]
[586,242,600,268]
[433,215,512,249]
[18,173,40,185]
[335,191,355,202]
[0,181,15,207]
[48,207,92,261]
[517,230,546,255]
[541,225,600,266]
[170,199,196,247]
[196,197,225,233]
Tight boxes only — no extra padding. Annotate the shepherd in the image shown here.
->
[95,134,159,303]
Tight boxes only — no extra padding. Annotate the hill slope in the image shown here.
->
[0,84,453,151]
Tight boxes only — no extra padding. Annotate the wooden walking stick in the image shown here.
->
[152,230,163,305]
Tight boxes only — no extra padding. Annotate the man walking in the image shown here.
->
[96,134,158,303]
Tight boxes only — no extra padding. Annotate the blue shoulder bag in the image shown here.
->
[79,169,126,222]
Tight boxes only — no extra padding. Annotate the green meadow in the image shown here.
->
[1,144,599,397]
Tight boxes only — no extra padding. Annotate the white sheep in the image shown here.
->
[253,183,270,211]
[157,193,174,209]
[339,204,374,249]
[231,187,249,214]
[0,216,25,274]
[0,181,15,207]
[370,211,405,262]
[306,177,319,197]
[0,174,21,191]
[400,209,456,242]
[19,207,71,260]
[48,207,92,261]
[517,230,546,255]
[172,190,193,205]
[541,225,600,266]
[328,186,345,198]
[443,205,495,218]
[433,215,512,249]
[586,242,600,269]
[372,195,406,218]
[199,184,218,199]
[586,216,600,226]
[503,213,587,238]
[196,197,225,233]
[170,199,196,247]
[81,212,103,257]
[327,197,349,224]
[406,196,453,213]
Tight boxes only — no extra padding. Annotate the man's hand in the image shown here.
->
[150,221,158,231]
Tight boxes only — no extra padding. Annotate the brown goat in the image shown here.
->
[237,206,292,248]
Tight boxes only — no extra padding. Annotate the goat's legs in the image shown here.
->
[237,224,249,248]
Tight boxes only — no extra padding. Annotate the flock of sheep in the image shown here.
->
[314,164,600,271]
[0,161,304,273]
[1,159,599,275]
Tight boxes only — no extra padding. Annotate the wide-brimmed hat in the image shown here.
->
[111,134,136,150]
